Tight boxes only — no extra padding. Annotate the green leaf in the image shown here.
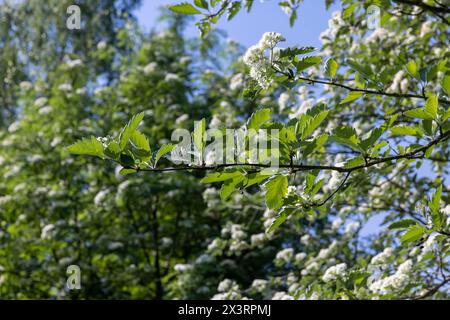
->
[154,143,175,167]
[119,112,144,150]
[390,125,424,137]
[247,108,271,131]
[130,131,150,151]
[346,59,373,80]
[405,61,417,78]
[429,185,442,215]
[119,168,137,175]
[442,108,450,122]
[323,58,338,79]
[359,127,385,151]
[279,46,315,58]
[68,136,104,158]
[220,175,245,200]
[443,75,450,95]
[299,109,329,140]
[342,3,358,19]
[401,225,427,245]
[104,140,121,159]
[200,170,243,183]
[340,91,363,105]
[264,175,288,210]
[194,0,208,9]
[267,207,296,233]
[119,153,135,167]
[388,219,418,230]
[344,156,365,168]
[169,3,202,14]
[404,108,434,120]
[424,94,438,119]
[296,56,322,72]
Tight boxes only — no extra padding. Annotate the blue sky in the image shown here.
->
[134,0,341,48]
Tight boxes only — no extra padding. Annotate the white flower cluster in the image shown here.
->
[229,73,244,91]
[322,263,347,282]
[369,260,413,295]
[275,248,294,265]
[371,247,393,265]
[243,32,285,89]
[272,291,294,300]
[387,70,409,93]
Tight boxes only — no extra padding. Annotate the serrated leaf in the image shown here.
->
[67,136,104,158]
[390,125,424,137]
[324,58,338,79]
[169,3,202,14]
[119,168,137,175]
[104,140,121,159]
[267,207,296,233]
[344,156,365,168]
[296,56,322,72]
[401,225,427,245]
[194,0,208,9]
[443,75,450,95]
[405,61,417,78]
[154,143,175,167]
[220,175,245,200]
[404,108,434,120]
[388,219,418,230]
[130,131,150,151]
[340,91,363,105]
[264,175,288,210]
[299,110,329,140]
[247,108,271,131]
[200,170,243,183]
[119,112,144,150]
[424,94,438,119]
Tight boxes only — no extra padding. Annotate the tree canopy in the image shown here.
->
[1,0,449,300]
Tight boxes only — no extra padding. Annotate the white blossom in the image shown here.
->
[322,263,347,282]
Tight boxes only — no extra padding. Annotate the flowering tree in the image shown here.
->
[1,0,450,300]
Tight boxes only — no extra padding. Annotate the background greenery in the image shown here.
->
[0,0,449,299]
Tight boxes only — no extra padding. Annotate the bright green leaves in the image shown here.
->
[390,125,424,137]
[330,126,362,152]
[401,225,427,245]
[130,131,151,161]
[405,60,418,79]
[388,219,419,230]
[390,185,445,247]
[104,140,121,160]
[193,0,208,10]
[443,75,450,96]
[263,175,288,210]
[424,94,438,119]
[69,113,178,173]
[169,3,202,15]
[404,94,438,121]
[429,185,444,230]
[200,170,243,183]
[154,144,175,168]
[267,206,296,233]
[340,91,363,105]
[323,58,338,79]
[201,169,270,201]
[247,108,271,131]
[296,56,322,73]
[296,106,329,140]
[119,112,144,150]
[67,136,105,158]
